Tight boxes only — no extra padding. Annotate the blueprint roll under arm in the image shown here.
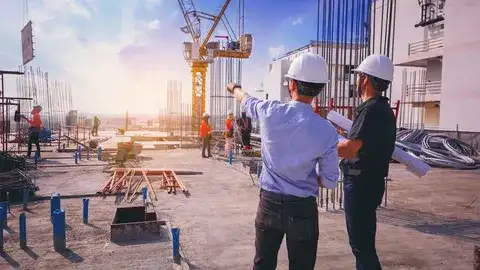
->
[327,110,431,178]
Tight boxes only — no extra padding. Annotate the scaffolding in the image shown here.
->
[313,0,397,210]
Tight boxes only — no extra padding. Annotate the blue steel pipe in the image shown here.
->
[0,202,8,227]
[19,213,26,248]
[172,228,180,260]
[82,198,89,224]
[53,209,66,251]
[50,193,60,223]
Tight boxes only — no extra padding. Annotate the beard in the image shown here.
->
[356,84,363,97]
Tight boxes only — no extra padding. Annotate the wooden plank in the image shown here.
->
[142,170,157,201]
[129,177,144,203]
[112,169,131,192]
[109,168,202,176]
[171,171,187,193]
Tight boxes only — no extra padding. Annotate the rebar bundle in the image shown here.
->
[0,151,35,172]
[396,129,480,169]
[16,66,73,131]
[0,169,37,192]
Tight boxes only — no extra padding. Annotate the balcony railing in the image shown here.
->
[406,80,442,96]
[408,36,444,55]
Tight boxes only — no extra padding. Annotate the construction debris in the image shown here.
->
[0,151,35,172]
[97,168,189,202]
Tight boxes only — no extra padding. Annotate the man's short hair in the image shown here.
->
[296,80,326,97]
[367,74,391,92]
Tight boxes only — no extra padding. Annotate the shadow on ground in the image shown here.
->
[378,207,480,243]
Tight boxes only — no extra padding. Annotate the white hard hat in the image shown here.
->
[353,54,394,81]
[202,112,210,118]
[285,52,328,84]
[227,110,233,115]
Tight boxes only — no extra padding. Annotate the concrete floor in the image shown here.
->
[0,149,479,269]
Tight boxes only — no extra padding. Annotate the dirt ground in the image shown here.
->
[0,148,479,269]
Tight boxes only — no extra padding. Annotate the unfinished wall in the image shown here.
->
[440,0,480,132]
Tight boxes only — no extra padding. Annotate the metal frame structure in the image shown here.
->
[0,70,25,152]
[314,0,397,210]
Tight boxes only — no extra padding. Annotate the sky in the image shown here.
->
[0,0,338,115]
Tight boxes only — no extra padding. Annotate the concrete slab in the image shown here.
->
[0,198,180,270]
[2,149,478,269]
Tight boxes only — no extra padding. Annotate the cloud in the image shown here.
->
[291,17,303,26]
[0,0,196,114]
[148,19,160,30]
[146,0,163,11]
[268,45,285,59]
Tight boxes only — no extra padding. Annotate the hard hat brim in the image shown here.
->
[284,74,329,84]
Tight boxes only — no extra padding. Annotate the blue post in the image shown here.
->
[19,213,26,248]
[74,151,78,164]
[172,228,180,260]
[23,188,29,210]
[34,151,39,164]
[0,207,4,249]
[50,193,61,223]
[97,147,102,161]
[142,187,148,204]
[78,146,82,161]
[257,162,261,178]
[53,209,66,251]
[0,202,8,227]
[82,198,89,224]
[228,149,233,165]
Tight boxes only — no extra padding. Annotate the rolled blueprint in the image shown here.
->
[327,110,431,178]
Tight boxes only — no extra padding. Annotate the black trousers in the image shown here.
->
[343,174,385,270]
[27,131,40,157]
[241,132,251,146]
[201,137,211,157]
[253,189,319,270]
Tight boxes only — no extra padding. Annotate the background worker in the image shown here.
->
[21,105,43,158]
[199,112,212,158]
[227,52,339,270]
[237,111,252,149]
[336,54,396,270]
[224,110,234,157]
[92,115,101,136]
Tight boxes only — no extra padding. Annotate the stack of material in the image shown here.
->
[0,151,35,172]
[396,129,480,169]
[0,152,38,199]
[97,168,188,202]
[0,169,37,193]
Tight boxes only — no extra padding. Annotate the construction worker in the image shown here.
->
[21,105,43,158]
[224,110,234,157]
[237,111,252,149]
[92,116,101,136]
[227,52,339,270]
[199,112,212,158]
[337,54,396,270]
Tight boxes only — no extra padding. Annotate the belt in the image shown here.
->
[260,189,316,203]
[342,167,362,176]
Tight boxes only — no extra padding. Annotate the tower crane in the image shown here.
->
[177,0,253,131]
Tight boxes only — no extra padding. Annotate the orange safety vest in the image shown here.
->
[199,120,211,138]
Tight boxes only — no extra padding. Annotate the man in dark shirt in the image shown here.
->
[236,111,252,149]
[337,54,396,270]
